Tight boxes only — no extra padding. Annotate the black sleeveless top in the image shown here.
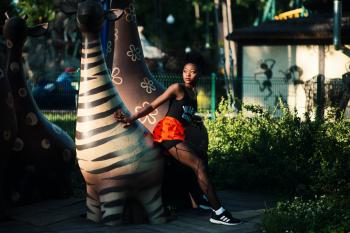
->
[166,84,197,125]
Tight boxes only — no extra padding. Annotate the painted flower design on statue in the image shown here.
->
[107,40,112,53]
[126,45,142,61]
[124,4,136,22]
[127,45,142,62]
[114,29,119,41]
[135,102,158,125]
[141,77,156,94]
[111,67,123,85]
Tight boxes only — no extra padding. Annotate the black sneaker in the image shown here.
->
[209,210,242,226]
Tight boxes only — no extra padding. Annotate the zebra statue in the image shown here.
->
[61,0,166,225]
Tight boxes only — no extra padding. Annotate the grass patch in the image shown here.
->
[43,110,76,139]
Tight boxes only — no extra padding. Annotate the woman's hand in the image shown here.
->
[114,109,133,127]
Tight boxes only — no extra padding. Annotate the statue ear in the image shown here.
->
[105,9,124,21]
[27,23,48,37]
[4,12,10,19]
[60,1,78,15]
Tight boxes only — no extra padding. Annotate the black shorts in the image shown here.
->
[156,140,183,150]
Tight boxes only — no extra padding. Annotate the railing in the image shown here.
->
[243,76,298,111]
[34,73,218,113]
[37,75,350,137]
[242,76,349,118]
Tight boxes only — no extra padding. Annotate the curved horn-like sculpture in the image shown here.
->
[3,16,75,202]
[62,0,165,225]
[105,0,168,132]
[106,0,209,207]
[106,1,208,153]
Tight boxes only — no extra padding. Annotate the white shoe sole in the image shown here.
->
[209,218,242,226]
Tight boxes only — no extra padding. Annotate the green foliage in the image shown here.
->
[205,99,310,193]
[204,98,350,196]
[134,0,266,57]
[43,111,76,139]
[262,195,350,233]
[16,0,55,25]
[205,98,350,233]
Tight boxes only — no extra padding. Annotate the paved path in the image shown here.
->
[0,191,275,233]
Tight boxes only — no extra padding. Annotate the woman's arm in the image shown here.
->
[115,83,181,125]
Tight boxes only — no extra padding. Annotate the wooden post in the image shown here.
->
[316,45,325,120]
[221,0,235,103]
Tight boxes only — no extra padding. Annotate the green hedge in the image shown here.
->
[204,100,350,196]
[262,195,350,233]
[204,99,350,232]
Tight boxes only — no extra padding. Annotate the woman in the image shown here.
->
[114,62,241,225]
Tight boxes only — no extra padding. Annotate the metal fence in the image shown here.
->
[34,73,217,113]
[242,76,350,118]
[36,74,350,136]
[243,76,299,111]
[34,73,218,136]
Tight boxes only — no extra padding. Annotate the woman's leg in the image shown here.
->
[167,142,221,210]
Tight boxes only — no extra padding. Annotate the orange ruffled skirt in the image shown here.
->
[153,116,185,142]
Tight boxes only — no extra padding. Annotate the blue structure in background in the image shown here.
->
[101,0,109,53]
[32,68,78,110]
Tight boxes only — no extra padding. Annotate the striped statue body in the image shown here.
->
[72,1,165,225]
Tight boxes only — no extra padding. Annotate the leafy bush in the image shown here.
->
[262,195,350,233]
[16,0,55,25]
[204,99,350,196]
[204,98,350,232]
[205,100,312,193]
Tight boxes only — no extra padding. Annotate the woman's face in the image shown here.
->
[182,63,199,85]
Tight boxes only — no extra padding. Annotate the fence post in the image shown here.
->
[316,74,325,121]
[211,73,216,119]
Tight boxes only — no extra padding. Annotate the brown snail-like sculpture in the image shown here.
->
[2,15,75,203]
[61,0,166,225]
[106,0,209,208]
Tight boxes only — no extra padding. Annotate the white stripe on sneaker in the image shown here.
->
[210,218,242,226]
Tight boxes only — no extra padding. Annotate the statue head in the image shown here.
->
[2,13,48,47]
[61,0,123,33]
